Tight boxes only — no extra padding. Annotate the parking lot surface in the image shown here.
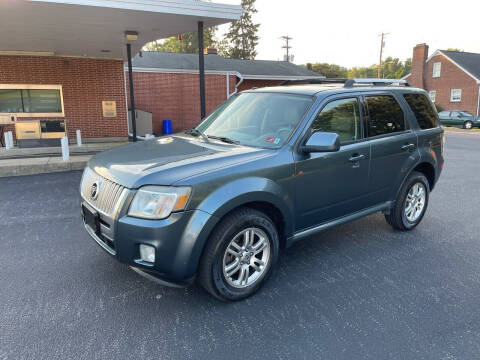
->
[1,131,479,360]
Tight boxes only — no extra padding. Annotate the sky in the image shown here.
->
[217,0,480,68]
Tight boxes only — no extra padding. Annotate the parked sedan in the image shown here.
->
[438,110,480,129]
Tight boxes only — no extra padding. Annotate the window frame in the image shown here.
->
[432,62,442,78]
[362,92,410,140]
[450,89,462,103]
[428,90,436,103]
[0,84,64,117]
[306,95,365,146]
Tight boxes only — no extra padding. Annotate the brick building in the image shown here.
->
[0,0,242,146]
[404,44,480,116]
[128,51,322,133]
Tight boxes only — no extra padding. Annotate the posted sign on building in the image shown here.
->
[102,101,117,118]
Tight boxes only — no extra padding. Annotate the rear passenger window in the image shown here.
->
[403,93,438,129]
[366,95,405,137]
[312,98,361,143]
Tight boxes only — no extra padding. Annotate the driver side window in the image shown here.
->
[312,98,362,143]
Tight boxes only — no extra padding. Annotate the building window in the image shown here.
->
[0,85,64,116]
[432,62,441,78]
[450,89,462,102]
[429,90,436,103]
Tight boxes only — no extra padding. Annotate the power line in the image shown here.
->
[280,35,293,62]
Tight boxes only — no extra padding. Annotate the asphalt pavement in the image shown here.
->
[1,130,479,360]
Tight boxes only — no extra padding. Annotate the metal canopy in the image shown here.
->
[0,0,242,59]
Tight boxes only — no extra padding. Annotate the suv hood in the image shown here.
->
[88,135,270,188]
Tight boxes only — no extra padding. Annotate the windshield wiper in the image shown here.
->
[185,128,209,143]
[207,135,240,145]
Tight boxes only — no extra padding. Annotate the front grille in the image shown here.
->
[80,167,126,215]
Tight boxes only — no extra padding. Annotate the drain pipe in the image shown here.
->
[226,71,244,99]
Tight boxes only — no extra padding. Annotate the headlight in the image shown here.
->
[128,186,191,219]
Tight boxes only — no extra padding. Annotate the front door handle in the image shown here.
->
[401,143,416,151]
[348,154,365,162]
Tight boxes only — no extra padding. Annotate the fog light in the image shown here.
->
[139,244,155,263]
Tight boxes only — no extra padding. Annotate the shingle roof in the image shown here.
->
[131,51,323,79]
[440,50,480,81]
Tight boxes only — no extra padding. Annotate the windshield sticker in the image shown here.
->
[265,136,278,143]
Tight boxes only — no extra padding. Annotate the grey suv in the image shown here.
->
[80,78,444,301]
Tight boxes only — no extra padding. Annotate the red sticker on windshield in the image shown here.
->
[265,136,276,143]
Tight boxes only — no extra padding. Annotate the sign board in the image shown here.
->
[102,101,117,118]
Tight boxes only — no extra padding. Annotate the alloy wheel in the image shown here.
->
[404,182,426,222]
[222,227,271,288]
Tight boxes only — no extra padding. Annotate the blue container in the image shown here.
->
[162,119,173,135]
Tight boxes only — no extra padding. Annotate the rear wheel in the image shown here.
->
[198,207,279,301]
[385,171,430,231]
[464,121,473,129]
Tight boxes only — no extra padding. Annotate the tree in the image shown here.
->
[348,57,411,79]
[446,48,463,52]
[144,27,217,53]
[305,63,348,78]
[219,0,260,59]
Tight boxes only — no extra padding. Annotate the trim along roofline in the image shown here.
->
[128,66,325,81]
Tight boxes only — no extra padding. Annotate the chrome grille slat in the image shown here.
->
[80,167,125,215]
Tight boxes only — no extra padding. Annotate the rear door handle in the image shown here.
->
[348,154,365,162]
[401,143,416,151]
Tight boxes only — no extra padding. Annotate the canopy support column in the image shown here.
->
[198,21,206,119]
[126,43,137,142]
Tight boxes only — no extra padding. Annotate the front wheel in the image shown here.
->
[464,121,473,129]
[198,207,279,301]
[385,171,430,231]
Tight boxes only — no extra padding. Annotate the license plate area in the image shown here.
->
[82,204,100,234]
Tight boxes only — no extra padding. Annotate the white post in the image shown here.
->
[61,136,69,161]
[5,131,13,150]
[76,129,82,146]
[4,132,10,149]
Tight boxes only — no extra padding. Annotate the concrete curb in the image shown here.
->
[0,155,91,177]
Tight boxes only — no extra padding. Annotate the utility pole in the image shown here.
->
[378,32,389,78]
[280,35,293,62]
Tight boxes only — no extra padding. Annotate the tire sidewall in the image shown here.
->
[400,174,430,230]
[211,212,279,301]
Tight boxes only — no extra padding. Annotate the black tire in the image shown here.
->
[464,121,473,129]
[198,207,279,301]
[385,171,430,231]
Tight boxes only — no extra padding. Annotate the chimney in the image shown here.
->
[204,47,218,55]
[410,43,429,89]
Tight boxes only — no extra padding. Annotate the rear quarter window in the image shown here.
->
[403,93,439,129]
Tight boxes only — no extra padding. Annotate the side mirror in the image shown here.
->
[301,131,340,153]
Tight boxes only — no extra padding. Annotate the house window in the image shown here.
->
[429,90,436,103]
[0,85,64,116]
[432,62,441,78]
[450,89,462,102]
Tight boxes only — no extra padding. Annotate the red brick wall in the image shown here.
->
[408,46,480,115]
[0,56,127,139]
[422,55,479,115]
[127,72,237,133]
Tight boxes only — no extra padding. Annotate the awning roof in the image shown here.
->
[0,0,242,60]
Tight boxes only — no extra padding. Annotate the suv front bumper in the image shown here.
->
[81,201,218,286]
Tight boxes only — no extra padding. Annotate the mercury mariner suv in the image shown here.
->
[80,78,444,301]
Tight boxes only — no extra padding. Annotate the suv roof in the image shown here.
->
[248,78,425,96]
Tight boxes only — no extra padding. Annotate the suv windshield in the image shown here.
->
[196,92,313,148]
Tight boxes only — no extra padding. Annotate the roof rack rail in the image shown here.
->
[280,78,347,86]
[280,78,411,87]
[344,78,411,87]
